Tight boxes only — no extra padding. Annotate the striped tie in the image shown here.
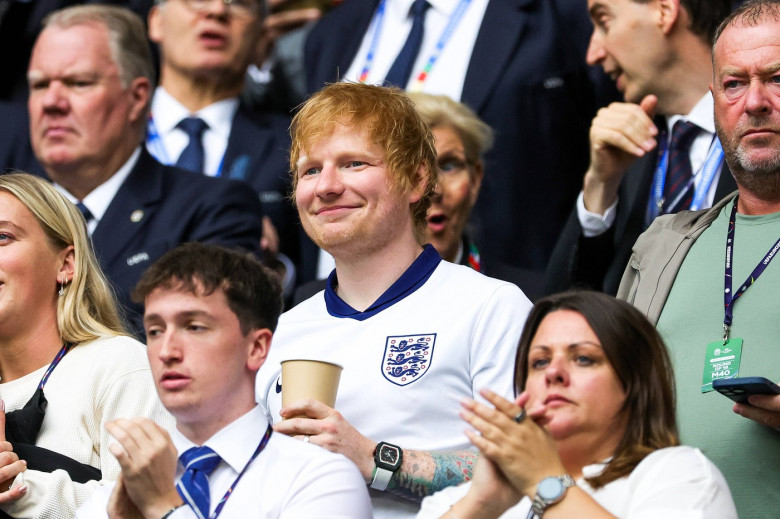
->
[663,120,700,211]
[176,446,221,519]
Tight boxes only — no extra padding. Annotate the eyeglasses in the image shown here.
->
[176,0,260,17]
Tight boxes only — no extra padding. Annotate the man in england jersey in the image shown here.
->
[256,82,532,518]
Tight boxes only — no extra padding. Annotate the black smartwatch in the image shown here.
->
[531,474,575,516]
[370,441,403,491]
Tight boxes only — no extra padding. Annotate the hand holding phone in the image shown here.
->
[713,376,780,404]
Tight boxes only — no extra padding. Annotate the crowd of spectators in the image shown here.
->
[0,0,776,518]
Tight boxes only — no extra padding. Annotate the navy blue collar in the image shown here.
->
[324,244,442,321]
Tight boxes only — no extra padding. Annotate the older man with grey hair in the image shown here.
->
[26,4,263,337]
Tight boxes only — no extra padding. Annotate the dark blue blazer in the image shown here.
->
[91,149,264,336]
[220,103,298,265]
[545,149,738,296]
[304,0,615,275]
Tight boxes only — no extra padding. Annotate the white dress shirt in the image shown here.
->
[578,93,723,237]
[76,407,372,518]
[342,0,489,100]
[148,87,239,176]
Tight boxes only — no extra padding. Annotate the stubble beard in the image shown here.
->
[717,114,780,199]
[303,215,390,260]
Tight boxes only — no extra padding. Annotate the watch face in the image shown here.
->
[380,445,399,464]
[537,477,565,500]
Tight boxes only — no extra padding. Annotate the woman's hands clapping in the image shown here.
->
[461,389,566,499]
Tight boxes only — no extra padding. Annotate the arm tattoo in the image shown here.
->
[386,450,478,502]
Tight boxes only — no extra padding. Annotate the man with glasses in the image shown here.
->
[147,0,297,291]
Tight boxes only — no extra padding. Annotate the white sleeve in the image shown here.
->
[73,483,113,519]
[576,191,619,237]
[279,452,373,518]
[1,361,173,519]
[416,483,470,519]
[470,283,532,402]
[625,447,738,519]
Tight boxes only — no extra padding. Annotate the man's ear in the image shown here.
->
[127,77,151,126]
[148,5,163,44]
[657,0,682,35]
[246,328,273,372]
[408,164,428,204]
[57,245,76,285]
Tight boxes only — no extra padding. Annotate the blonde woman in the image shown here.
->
[0,173,170,519]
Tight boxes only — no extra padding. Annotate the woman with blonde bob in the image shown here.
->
[417,291,737,518]
[0,174,169,518]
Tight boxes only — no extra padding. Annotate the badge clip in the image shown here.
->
[723,323,730,345]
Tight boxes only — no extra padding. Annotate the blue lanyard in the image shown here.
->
[722,196,780,341]
[358,0,387,82]
[38,344,72,389]
[359,0,473,89]
[146,116,225,177]
[209,424,272,518]
[646,130,724,223]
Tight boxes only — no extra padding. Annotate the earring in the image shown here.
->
[58,277,65,297]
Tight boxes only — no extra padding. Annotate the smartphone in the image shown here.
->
[713,376,780,404]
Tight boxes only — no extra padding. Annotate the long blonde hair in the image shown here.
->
[0,173,126,343]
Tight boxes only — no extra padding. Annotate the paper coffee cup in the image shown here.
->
[281,359,343,416]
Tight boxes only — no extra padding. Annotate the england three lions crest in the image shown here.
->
[382,334,436,386]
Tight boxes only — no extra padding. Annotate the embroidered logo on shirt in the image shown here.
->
[381,334,435,386]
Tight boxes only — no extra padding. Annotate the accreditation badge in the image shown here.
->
[702,338,743,392]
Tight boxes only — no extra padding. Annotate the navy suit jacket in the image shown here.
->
[304,0,614,275]
[92,149,263,336]
[220,103,298,264]
[545,150,738,296]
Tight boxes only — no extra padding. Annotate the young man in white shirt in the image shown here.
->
[75,243,371,518]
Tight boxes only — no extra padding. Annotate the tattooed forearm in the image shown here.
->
[386,450,478,502]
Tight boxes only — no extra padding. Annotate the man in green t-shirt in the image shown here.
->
[617,1,780,517]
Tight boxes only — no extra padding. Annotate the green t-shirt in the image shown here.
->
[658,200,780,518]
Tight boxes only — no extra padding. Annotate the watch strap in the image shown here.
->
[370,466,394,490]
[371,442,402,491]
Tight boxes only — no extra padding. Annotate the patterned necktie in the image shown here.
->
[175,117,209,173]
[176,446,221,519]
[75,201,93,223]
[663,120,700,211]
[384,0,431,88]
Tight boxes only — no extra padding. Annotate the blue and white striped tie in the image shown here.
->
[176,446,221,519]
